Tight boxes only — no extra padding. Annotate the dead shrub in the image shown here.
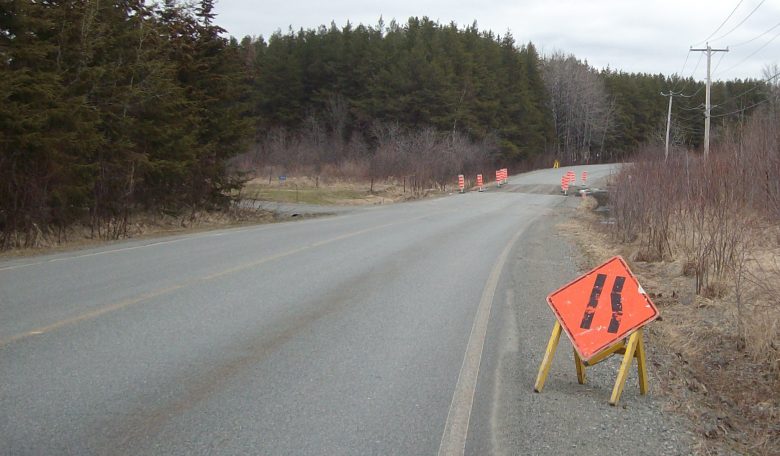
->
[631,248,663,263]
[702,282,728,299]
[240,121,498,191]
[603,106,780,453]
[682,259,698,277]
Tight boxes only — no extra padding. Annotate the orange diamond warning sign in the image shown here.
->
[547,256,659,361]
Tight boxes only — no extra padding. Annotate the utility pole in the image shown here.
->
[660,91,674,162]
[690,43,728,158]
[660,90,694,161]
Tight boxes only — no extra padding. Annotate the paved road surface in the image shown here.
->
[0,164,688,455]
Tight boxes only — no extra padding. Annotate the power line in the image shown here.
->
[694,0,744,46]
[709,69,780,108]
[677,52,705,95]
[679,50,692,76]
[660,88,705,158]
[671,50,692,91]
[763,70,780,83]
[712,85,762,108]
[677,86,705,110]
[711,51,728,78]
[716,27,780,76]
[711,0,767,42]
[689,51,705,78]
[682,83,706,98]
[710,98,769,117]
[678,102,706,111]
[680,70,779,114]
[729,20,780,47]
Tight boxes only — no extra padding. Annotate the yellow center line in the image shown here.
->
[0,214,441,349]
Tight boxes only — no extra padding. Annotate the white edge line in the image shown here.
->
[437,227,525,456]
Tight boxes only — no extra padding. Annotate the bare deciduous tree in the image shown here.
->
[542,52,613,164]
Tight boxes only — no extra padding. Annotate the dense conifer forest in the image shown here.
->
[0,1,774,246]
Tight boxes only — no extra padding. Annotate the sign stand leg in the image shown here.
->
[574,349,586,384]
[535,323,650,405]
[534,321,562,393]
[609,329,646,405]
[635,329,649,395]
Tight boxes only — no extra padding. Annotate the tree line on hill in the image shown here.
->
[1,1,774,247]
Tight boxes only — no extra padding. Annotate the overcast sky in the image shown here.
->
[214,0,780,82]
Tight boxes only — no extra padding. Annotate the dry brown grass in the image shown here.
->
[239,175,444,206]
[0,207,278,259]
[561,196,780,455]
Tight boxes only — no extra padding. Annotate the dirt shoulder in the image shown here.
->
[0,208,284,260]
[559,196,779,455]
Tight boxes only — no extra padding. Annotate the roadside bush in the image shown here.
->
[609,107,779,365]
[240,121,499,191]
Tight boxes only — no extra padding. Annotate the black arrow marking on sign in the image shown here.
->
[580,274,607,330]
[580,275,626,333]
[608,276,626,333]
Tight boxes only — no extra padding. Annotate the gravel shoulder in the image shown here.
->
[467,197,693,455]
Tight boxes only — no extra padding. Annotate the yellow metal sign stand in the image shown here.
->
[533,321,649,405]
[553,160,560,169]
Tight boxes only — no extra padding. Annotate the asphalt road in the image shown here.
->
[0,164,689,455]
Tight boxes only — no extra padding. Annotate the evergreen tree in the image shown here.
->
[2,6,772,247]
[0,0,94,244]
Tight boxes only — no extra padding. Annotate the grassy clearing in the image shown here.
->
[242,185,367,205]
[239,176,442,206]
